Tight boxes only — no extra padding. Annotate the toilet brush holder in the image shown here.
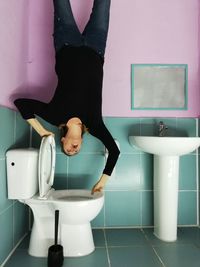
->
[48,210,64,267]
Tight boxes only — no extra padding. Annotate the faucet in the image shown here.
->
[158,121,168,137]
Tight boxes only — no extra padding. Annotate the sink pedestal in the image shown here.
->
[129,136,200,242]
[154,155,179,242]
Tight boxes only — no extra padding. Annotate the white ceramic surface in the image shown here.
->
[129,136,200,156]
[6,136,104,257]
[129,135,200,242]
[28,190,104,257]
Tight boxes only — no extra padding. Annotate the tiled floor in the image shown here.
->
[4,227,200,267]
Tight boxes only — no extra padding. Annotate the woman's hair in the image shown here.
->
[59,123,88,137]
[59,123,88,154]
[59,124,68,139]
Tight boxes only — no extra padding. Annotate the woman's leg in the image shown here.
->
[53,0,82,52]
[82,0,111,57]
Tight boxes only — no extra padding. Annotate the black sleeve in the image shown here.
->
[90,122,120,176]
[14,98,47,120]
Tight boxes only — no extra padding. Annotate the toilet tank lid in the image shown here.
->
[6,148,38,157]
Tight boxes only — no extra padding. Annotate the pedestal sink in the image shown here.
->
[129,136,200,242]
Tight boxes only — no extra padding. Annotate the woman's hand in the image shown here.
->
[91,174,109,194]
[41,129,55,137]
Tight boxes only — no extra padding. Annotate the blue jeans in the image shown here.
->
[53,0,111,56]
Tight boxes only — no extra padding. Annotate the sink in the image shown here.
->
[129,135,200,242]
[129,136,200,156]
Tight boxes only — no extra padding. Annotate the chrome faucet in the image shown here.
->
[158,121,168,137]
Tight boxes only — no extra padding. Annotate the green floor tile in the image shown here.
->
[93,229,106,247]
[106,229,148,247]
[109,246,163,267]
[5,250,46,267]
[154,244,200,267]
[5,227,200,267]
[64,248,109,267]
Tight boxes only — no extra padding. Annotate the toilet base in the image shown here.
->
[61,223,95,257]
[28,221,95,257]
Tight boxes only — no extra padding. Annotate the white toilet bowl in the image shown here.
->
[6,136,104,257]
[27,189,104,257]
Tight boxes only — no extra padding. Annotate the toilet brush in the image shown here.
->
[47,210,64,267]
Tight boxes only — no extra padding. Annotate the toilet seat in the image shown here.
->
[38,136,56,198]
[49,189,103,202]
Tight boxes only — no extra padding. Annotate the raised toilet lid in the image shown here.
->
[38,135,56,198]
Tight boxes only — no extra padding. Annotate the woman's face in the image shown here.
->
[61,136,82,156]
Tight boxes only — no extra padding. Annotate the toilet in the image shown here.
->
[6,136,104,257]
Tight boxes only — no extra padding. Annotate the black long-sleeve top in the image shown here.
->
[14,45,120,176]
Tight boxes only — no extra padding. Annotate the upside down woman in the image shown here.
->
[14,0,120,193]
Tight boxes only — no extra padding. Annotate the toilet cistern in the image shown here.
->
[6,136,104,257]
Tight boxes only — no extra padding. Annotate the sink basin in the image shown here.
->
[129,135,200,242]
[129,136,200,156]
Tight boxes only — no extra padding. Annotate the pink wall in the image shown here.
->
[1,0,200,117]
[0,0,29,105]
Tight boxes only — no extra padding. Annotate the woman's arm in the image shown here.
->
[14,98,46,120]
[90,122,120,193]
[27,118,54,137]
[92,123,120,176]
[14,98,54,137]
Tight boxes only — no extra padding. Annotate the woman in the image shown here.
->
[14,0,120,193]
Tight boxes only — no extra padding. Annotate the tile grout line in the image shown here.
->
[1,233,28,267]
[196,148,199,226]
[141,229,166,267]
[103,154,107,228]
[103,199,106,228]
[139,153,143,227]
[14,112,17,143]
[151,246,166,267]
[103,229,111,267]
[29,125,33,147]
[0,202,14,216]
[195,118,199,226]
[140,187,143,228]
[12,205,15,255]
[66,156,69,189]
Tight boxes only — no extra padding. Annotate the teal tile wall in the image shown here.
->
[0,107,30,266]
[32,117,199,228]
[1,106,199,263]
[199,119,200,227]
